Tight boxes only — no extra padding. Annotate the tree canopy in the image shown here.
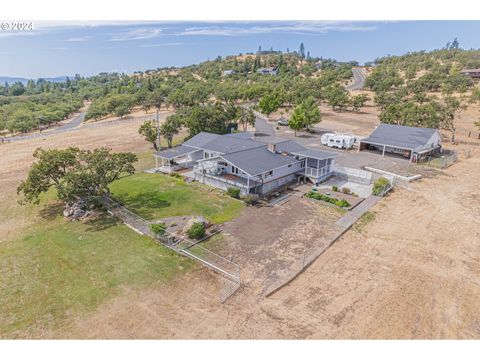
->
[17,147,137,208]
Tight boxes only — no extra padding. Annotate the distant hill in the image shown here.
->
[0,76,70,85]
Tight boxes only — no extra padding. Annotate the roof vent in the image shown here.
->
[267,143,276,153]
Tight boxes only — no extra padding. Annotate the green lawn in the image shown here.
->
[0,162,243,338]
[109,172,244,224]
[0,206,193,338]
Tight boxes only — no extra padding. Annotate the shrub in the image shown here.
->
[372,177,391,196]
[226,187,241,199]
[342,187,351,194]
[335,199,350,208]
[186,222,206,240]
[170,173,183,179]
[242,194,259,205]
[332,185,338,192]
[150,222,166,235]
[306,191,350,208]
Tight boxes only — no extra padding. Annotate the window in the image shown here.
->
[205,152,209,159]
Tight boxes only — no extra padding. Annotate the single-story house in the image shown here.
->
[461,69,480,79]
[222,70,235,76]
[154,132,337,195]
[358,124,442,162]
[256,67,278,76]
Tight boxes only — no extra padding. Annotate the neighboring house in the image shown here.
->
[460,68,480,79]
[222,70,235,76]
[358,124,442,162]
[154,132,337,195]
[256,50,282,55]
[256,67,278,75]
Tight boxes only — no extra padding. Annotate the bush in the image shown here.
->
[169,173,183,179]
[226,187,241,199]
[186,222,206,240]
[150,222,166,235]
[242,194,259,205]
[332,185,338,192]
[306,191,350,208]
[342,187,351,194]
[335,199,350,208]
[372,177,391,196]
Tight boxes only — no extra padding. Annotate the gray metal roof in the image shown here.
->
[154,145,200,159]
[221,147,299,176]
[253,135,288,144]
[182,132,264,154]
[275,140,307,154]
[361,124,439,151]
[291,148,338,160]
[182,132,220,149]
[224,131,254,140]
[201,136,264,154]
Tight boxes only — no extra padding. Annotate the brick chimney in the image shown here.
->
[267,143,276,153]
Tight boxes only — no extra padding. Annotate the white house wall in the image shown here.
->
[423,132,442,151]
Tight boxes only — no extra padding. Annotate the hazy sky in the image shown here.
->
[1,20,480,78]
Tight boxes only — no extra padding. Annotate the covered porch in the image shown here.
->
[291,149,337,184]
[154,146,203,174]
[193,158,262,195]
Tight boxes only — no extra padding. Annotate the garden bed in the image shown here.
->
[306,188,364,210]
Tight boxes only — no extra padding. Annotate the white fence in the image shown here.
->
[333,165,372,184]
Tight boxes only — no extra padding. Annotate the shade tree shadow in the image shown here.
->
[113,191,171,220]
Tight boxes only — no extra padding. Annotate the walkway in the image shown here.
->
[335,195,381,229]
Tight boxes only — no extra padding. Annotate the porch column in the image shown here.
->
[410,151,414,162]
[382,145,386,157]
[304,158,307,183]
[155,156,158,168]
[317,159,320,178]
[247,176,250,189]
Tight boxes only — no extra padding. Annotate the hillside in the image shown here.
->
[363,43,480,140]
[2,44,480,138]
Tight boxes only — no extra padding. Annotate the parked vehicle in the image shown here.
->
[321,133,356,149]
[277,117,289,126]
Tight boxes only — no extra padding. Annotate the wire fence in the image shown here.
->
[420,150,458,169]
[102,195,241,303]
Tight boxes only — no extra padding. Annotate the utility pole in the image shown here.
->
[156,108,161,150]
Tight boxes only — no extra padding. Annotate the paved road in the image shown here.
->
[345,67,367,91]
[3,110,86,142]
[254,113,275,136]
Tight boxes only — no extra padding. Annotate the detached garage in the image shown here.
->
[359,124,442,163]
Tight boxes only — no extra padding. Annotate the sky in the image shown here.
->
[1,20,480,79]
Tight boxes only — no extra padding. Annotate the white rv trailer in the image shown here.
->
[320,133,356,149]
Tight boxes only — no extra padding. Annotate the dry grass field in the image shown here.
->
[1,99,480,339]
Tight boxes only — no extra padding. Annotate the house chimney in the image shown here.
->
[268,143,276,153]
